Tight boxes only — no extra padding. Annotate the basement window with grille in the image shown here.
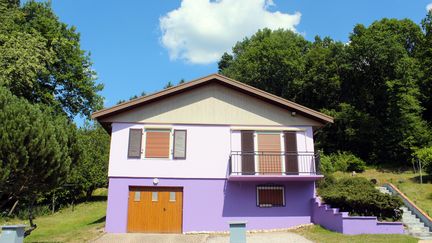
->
[256,185,285,208]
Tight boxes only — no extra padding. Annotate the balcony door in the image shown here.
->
[257,133,282,174]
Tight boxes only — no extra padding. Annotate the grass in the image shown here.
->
[0,188,107,243]
[292,225,418,243]
[333,168,432,217]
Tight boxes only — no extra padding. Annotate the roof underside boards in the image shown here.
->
[92,74,333,128]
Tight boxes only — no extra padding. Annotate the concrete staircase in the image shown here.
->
[378,186,432,240]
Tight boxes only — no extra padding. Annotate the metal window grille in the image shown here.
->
[256,185,285,207]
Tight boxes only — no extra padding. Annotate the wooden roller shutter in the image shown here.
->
[128,129,142,158]
[257,133,282,174]
[241,131,255,175]
[145,130,170,158]
[284,131,298,174]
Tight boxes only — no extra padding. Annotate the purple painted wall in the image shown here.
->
[311,197,404,235]
[106,177,315,233]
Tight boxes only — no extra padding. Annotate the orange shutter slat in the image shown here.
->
[145,131,170,158]
[257,133,281,174]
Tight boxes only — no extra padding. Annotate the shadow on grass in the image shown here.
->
[87,195,107,202]
[75,195,107,204]
[88,216,106,225]
[408,174,432,184]
[373,164,412,174]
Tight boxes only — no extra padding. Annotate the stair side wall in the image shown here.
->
[311,197,404,235]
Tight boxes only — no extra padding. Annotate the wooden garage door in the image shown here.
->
[127,187,183,233]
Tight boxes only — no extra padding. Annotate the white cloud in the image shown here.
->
[427,3,432,12]
[159,0,301,64]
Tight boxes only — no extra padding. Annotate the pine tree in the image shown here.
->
[0,87,77,223]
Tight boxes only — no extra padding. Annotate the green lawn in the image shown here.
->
[0,189,107,242]
[332,168,432,217]
[292,225,418,243]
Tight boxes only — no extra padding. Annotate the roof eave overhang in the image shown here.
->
[92,74,334,128]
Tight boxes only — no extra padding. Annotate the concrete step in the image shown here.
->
[407,228,430,233]
[403,220,422,225]
[403,219,422,224]
[402,214,419,219]
[411,232,432,239]
[376,187,392,195]
[402,218,418,221]
[407,222,428,227]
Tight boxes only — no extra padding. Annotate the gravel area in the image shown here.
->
[94,233,209,243]
[206,231,313,243]
[94,231,313,243]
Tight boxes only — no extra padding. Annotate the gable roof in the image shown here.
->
[92,73,333,126]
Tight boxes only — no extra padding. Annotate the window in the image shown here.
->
[169,192,176,202]
[145,130,170,158]
[173,130,187,159]
[256,185,285,207]
[152,192,158,201]
[128,129,142,158]
[134,191,141,201]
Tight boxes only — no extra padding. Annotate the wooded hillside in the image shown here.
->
[219,12,432,171]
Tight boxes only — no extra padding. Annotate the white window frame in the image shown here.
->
[142,128,173,160]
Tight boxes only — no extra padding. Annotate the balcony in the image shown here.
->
[228,151,323,181]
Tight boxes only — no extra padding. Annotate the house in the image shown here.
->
[92,73,402,234]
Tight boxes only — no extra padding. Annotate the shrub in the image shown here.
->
[318,177,403,221]
[316,173,336,188]
[320,151,366,173]
[319,154,334,174]
[413,147,432,175]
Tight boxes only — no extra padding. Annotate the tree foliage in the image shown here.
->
[0,1,103,118]
[0,1,109,222]
[413,146,432,175]
[0,87,77,211]
[69,122,110,199]
[219,16,432,166]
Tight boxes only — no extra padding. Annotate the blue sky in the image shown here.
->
[42,0,432,117]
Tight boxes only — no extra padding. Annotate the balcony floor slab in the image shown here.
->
[227,175,324,181]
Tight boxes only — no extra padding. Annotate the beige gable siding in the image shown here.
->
[100,83,321,126]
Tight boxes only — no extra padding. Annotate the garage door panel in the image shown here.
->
[127,186,183,233]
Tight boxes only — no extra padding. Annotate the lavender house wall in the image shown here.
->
[108,123,315,179]
[106,177,315,233]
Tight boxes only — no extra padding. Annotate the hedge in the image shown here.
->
[318,177,403,221]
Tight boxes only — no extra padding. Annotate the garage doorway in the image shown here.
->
[127,186,183,233]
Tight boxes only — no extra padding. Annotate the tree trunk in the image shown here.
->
[7,199,19,216]
[85,188,94,201]
[52,192,56,214]
[24,198,37,237]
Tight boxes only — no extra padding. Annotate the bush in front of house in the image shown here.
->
[318,177,403,221]
[320,151,366,174]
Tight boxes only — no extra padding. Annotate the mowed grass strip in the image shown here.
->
[1,189,107,243]
[333,168,432,217]
[24,200,106,242]
[292,225,418,243]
